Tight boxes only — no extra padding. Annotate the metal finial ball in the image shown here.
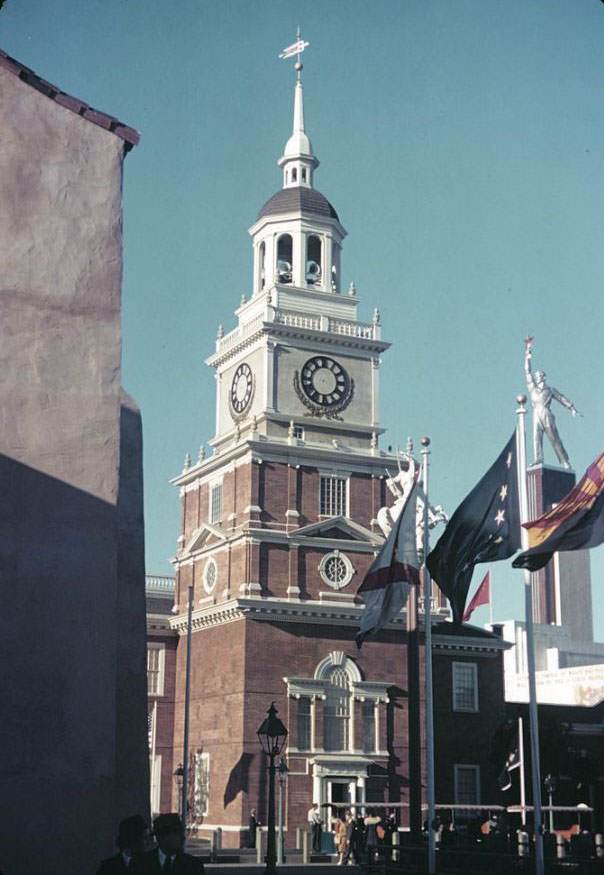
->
[294,60,303,71]
[517,394,527,405]
[421,436,430,447]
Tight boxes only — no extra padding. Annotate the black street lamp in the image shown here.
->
[257,703,288,875]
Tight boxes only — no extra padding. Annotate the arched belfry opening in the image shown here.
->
[306,234,322,286]
[277,234,293,284]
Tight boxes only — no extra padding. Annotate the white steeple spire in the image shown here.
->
[278,28,318,189]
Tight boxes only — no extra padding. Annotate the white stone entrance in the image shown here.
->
[312,756,370,827]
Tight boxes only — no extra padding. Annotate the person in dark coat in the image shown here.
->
[248,809,258,849]
[349,813,366,864]
[136,814,205,873]
[364,809,381,860]
[96,815,151,874]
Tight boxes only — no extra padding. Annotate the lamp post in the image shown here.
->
[277,757,289,864]
[544,774,557,833]
[257,703,288,875]
[173,763,184,817]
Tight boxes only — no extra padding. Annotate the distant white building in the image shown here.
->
[492,464,604,706]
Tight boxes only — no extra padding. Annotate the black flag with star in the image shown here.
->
[426,433,521,623]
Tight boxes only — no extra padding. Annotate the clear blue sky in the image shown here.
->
[3,0,604,636]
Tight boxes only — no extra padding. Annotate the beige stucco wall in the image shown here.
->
[0,66,148,875]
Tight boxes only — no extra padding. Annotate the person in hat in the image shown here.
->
[137,813,205,873]
[96,815,151,873]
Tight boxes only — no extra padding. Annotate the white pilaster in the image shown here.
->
[215,372,222,434]
[293,231,305,287]
[371,357,380,427]
[265,340,276,412]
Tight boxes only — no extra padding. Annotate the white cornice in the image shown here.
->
[432,633,511,655]
[207,320,389,370]
[248,210,346,239]
[265,321,389,355]
[169,595,450,636]
[172,435,401,487]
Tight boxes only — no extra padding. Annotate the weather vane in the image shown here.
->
[279,26,309,80]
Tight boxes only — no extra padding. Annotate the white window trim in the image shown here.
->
[319,474,350,518]
[454,764,481,806]
[209,478,224,525]
[147,643,166,697]
[452,661,479,712]
[203,557,218,594]
[318,550,355,590]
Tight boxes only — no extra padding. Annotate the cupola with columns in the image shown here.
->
[202,41,390,455]
[249,60,346,295]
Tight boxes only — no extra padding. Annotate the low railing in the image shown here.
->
[274,309,321,330]
[328,317,376,339]
[216,314,264,355]
[145,574,175,593]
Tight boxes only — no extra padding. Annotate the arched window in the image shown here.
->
[306,235,322,286]
[258,241,266,290]
[301,168,307,183]
[323,665,351,751]
[277,234,293,284]
[292,167,298,183]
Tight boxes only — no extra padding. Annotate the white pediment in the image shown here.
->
[294,515,382,545]
[183,523,228,555]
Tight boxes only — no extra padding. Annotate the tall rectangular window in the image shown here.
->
[320,475,348,517]
[454,764,480,806]
[323,667,350,751]
[297,697,311,750]
[362,700,375,752]
[452,662,478,712]
[210,482,223,524]
[147,645,165,696]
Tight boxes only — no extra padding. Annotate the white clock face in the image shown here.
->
[230,362,253,415]
[300,356,350,408]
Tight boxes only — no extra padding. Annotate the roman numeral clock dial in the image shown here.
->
[294,356,353,419]
[229,362,254,418]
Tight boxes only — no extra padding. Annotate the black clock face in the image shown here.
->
[230,362,253,414]
[300,356,350,407]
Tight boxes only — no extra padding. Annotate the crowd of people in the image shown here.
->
[96,813,205,873]
[307,804,399,864]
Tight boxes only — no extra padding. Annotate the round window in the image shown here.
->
[203,558,218,594]
[318,551,354,590]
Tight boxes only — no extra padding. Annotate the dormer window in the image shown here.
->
[306,235,322,286]
[276,234,293,284]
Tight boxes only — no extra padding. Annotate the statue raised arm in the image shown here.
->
[524,337,579,469]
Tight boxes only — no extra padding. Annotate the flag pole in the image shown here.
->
[488,572,493,627]
[518,715,526,828]
[151,699,158,814]
[421,437,436,875]
[515,395,544,875]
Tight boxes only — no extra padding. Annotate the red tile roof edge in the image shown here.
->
[0,48,140,150]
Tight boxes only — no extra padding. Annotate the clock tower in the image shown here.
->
[208,73,384,455]
[168,55,451,845]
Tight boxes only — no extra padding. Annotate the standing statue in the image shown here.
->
[377,451,448,550]
[524,336,580,469]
